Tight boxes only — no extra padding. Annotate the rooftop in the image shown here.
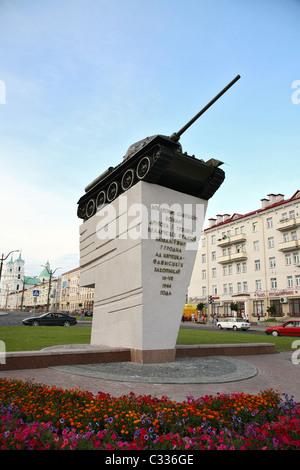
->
[205,190,300,231]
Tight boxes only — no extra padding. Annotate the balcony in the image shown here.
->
[277,217,300,231]
[278,239,300,252]
[218,251,247,264]
[217,233,246,247]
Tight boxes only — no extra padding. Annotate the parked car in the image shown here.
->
[217,317,251,331]
[22,312,77,327]
[265,320,300,337]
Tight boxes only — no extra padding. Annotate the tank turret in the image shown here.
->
[77,75,240,221]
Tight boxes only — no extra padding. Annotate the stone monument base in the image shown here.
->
[79,181,207,363]
[130,348,176,364]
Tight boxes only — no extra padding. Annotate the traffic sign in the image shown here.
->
[33,290,39,297]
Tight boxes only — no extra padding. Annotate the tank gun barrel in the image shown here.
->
[170,74,240,142]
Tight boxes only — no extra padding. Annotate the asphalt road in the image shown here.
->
[0,311,91,327]
[0,311,266,335]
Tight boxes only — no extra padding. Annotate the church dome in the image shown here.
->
[39,261,51,281]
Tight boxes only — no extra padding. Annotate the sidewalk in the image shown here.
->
[1,316,299,403]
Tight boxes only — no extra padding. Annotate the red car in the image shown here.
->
[265,320,300,337]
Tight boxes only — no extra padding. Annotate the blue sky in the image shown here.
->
[0,0,299,277]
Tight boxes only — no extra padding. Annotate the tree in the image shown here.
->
[230,302,238,313]
[197,302,205,312]
[267,305,277,317]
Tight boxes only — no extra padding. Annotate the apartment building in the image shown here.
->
[59,267,94,312]
[188,190,300,321]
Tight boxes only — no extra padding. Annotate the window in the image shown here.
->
[212,285,217,295]
[223,265,227,276]
[286,254,291,265]
[243,281,248,292]
[224,302,232,316]
[202,237,206,247]
[294,252,299,264]
[211,235,216,244]
[290,299,300,317]
[282,212,288,220]
[252,222,258,232]
[241,226,245,233]
[236,263,241,273]
[256,280,262,290]
[242,262,247,273]
[229,283,233,294]
[223,284,228,294]
[212,251,216,261]
[270,299,282,316]
[290,210,295,219]
[296,275,300,287]
[202,253,206,263]
[267,217,273,228]
[284,233,289,243]
[253,300,264,316]
[268,237,274,248]
[228,265,233,275]
[271,278,277,289]
[291,231,297,241]
[254,241,259,251]
[287,276,293,287]
[212,268,216,277]
[269,257,276,268]
[255,259,261,270]
[237,282,242,292]
[202,286,206,296]
[202,270,206,279]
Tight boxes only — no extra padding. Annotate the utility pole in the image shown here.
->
[41,264,62,312]
[0,250,19,284]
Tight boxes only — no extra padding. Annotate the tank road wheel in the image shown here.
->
[121,169,135,191]
[136,157,151,180]
[107,181,118,202]
[86,199,96,218]
[96,190,106,210]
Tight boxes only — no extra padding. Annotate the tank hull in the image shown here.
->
[77,134,225,221]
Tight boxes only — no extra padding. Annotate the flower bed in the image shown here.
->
[0,378,300,450]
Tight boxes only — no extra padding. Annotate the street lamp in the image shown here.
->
[20,276,39,311]
[41,264,62,312]
[0,250,20,285]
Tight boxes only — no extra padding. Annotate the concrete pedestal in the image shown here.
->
[79,181,207,363]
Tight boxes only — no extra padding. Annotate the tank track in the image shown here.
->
[77,143,225,221]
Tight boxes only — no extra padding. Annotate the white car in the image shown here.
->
[217,317,250,331]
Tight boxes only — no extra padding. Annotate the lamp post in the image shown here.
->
[0,250,20,285]
[20,276,39,312]
[41,264,62,312]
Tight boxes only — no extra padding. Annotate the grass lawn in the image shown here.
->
[0,325,296,353]
[1,326,92,352]
[177,329,295,353]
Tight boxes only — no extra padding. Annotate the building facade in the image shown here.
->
[188,190,300,321]
[2,260,60,311]
[59,267,94,312]
[0,253,25,309]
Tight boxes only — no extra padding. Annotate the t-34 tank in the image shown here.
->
[77,75,240,221]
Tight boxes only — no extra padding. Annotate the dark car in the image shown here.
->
[22,312,77,327]
[265,320,300,337]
